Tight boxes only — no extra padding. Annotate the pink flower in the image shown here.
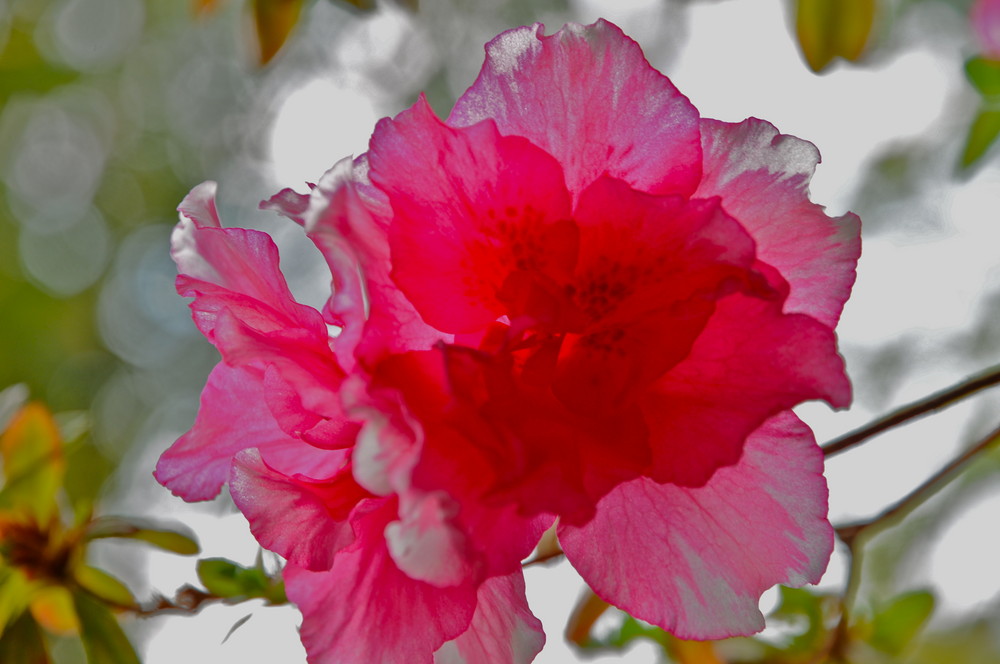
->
[156,20,860,664]
[972,0,1000,59]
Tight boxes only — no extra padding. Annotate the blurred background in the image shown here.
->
[2,0,1000,661]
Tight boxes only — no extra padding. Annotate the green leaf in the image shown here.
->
[0,567,31,638]
[869,589,935,655]
[85,517,199,555]
[961,107,1000,168]
[74,566,135,609]
[966,57,1000,97]
[196,558,269,600]
[796,0,876,72]
[769,586,831,653]
[71,590,140,664]
[252,0,305,65]
[0,611,51,664]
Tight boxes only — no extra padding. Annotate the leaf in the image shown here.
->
[795,0,876,72]
[221,613,252,644]
[961,107,1000,168]
[0,403,65,521]
[0,385,28,433]
[85,517,199,555]
[196,558,269,599]
[28,586,79,635]
[252,0,305,65]
[966,57,1000,98]
[0,567,31,638]
[73,566,135,609]
[193,0,225,14]
[769,585,832,654]
[71,590,140,664]
[0,611,51,664]
[869,589,935,655]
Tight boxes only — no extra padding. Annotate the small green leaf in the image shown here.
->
[961,107,1000,168]
[869,589,935,655]
[196,558,268,599]
[966,57,1000,97]
[85,517,199,555]
[0,565,32,638]
[71,590,140,664]
[770,586,831,653]
[796,0,876,72]
[74,566,135,609]
[253,0,305,65]
[0,611,51,664]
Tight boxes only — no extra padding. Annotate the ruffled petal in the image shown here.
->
[304,157,448,368]
[695,118,861,328]
[643,287,851,487]
[369,96,575,333]
[229,448,370,570]
[558,411,834,640]
[450,20,701,198]
[434,573,544,664]
[285,499,478,664]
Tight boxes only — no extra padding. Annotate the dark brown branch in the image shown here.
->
[823,364,1000,457]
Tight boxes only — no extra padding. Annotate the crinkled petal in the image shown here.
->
[450,20,701,198]
[643,287,850,487]
[305,157,448,368]
[369,96,575,333]
[695,118,860,328]
[285,499,478,664]
[434,573,544,664]
[230,449,370,571]
[558,411,834,640]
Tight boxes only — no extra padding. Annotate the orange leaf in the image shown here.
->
[0,404,64,521]
[28,586,79,636]
[253,0,305,65]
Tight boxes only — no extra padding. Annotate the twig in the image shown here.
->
[834,420,1000,538]
[823,364,1000,458]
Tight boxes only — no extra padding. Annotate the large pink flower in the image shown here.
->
[156,19,859,664]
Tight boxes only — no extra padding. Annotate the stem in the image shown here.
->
[834,421,1000,537]
[823,364,1000,458]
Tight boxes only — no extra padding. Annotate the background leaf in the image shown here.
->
[85,517,199,556]
[196,558,269,600]
[961,107,1000,168]
[869,589,935,655]
[796,0,876,72]
[966,57,1000,97]
[253,0,305,65]
[74,566,136,609]
[0,403,64,522]
[71,590,140,664]
[0,611,51,664]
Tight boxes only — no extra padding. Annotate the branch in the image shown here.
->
[835,420,1000,540]
[823,364,1000,458]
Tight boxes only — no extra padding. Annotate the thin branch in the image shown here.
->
[823,364,1000,458]
[835,420,1000,539]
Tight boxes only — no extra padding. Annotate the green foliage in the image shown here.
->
[868,590,935,655]
[795,0,876,72]
[84,517,200,556]
[71,591,140,664]
[196,557,286,604]
[966,57,1000,97]
[0,611,51,664]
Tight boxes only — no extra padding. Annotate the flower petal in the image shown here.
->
[558,411,834,640]
[695,118,861,328]
[285,499,478,664]
[450,20,702,198]
[229,448,370,571]
[434,572,544,664]
[369,96,575,333]
[643,287,851,487]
